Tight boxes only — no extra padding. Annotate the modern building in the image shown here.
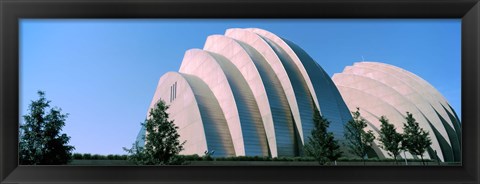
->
[138,28,353,158]
[332,62,461,162]
[137,28,461,162]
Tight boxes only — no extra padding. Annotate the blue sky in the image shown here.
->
[20,19,461,155]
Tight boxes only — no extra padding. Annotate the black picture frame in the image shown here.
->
[1,0,478,183]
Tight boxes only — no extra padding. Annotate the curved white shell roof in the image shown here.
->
[141,29,459,161]
[142,29,461,161]
[225,28,305,144]
[249,28,352,143]
[333,62,461,162]
[179,49,245,156]
[203,35,284,157]
[146,28,355,157]
[148,72,208,155]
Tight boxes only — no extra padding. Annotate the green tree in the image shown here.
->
[402,112,432,165]
[124,141,148,164]
[377,116,403,165]
[344,107,375,165]
[124,99,185,165]
[19,91,75,165]
[303,108,342,165]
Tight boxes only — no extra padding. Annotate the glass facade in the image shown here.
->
[237,42,297,157]
[284,39,353,143]
[210,52,269,156]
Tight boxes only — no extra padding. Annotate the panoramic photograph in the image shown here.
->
[19,19,461,166]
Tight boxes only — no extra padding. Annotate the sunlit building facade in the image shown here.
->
[332,62,461,162]
[138,28,352,157]
[137,29,461,162]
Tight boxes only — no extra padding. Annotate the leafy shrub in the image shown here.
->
[71,153,129,160]
[83,153,92,159]
[181,154,202,161]
[71,152,436,163]
[91,154,101,160]
[336,157,433,162]
[107,154,114,160]
[169,155,188,165]
[72,153,83,160]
